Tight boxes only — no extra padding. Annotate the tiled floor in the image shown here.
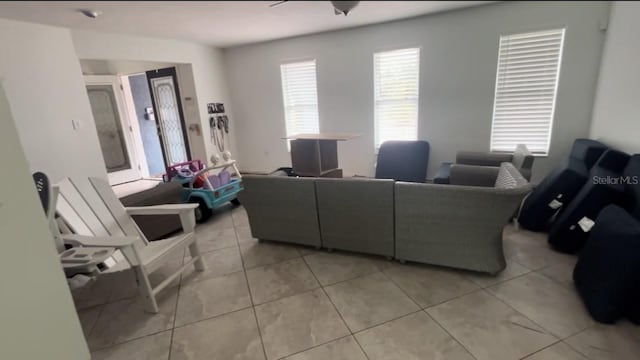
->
[74,205,640,360]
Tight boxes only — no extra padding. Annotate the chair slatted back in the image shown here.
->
[56,177,147,251]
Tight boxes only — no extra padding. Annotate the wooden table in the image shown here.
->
[284,133,360,177]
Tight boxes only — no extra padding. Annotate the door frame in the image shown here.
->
[145,67,191,168]
[120,74,151,179]
[85,75,142,185]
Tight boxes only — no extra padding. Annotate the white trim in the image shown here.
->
[84,75,142,184]
[120,75,150,178]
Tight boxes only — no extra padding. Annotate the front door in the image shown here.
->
[146,67,190,166]
[85,76,141,185]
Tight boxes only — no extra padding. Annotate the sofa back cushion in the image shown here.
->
[494,162,529,189]
[315,178,394,256]
[238,175,321,247]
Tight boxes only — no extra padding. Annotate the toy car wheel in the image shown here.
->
[190,198,212,223]
[231,197,241,206]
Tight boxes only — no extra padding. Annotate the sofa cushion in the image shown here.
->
[494,162,528,189]
[315,178,394,257]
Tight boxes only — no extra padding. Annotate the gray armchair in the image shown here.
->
[395,163,532,274]
[434,144,534,184]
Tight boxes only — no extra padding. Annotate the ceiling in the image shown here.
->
[0,1,493,47]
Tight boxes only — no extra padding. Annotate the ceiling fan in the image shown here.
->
[270,1,361,16]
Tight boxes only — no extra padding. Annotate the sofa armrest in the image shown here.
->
[449,164,500,187]
[456,151,513,167]
[394,182,530,273]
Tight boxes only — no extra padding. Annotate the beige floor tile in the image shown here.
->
[171,308,265,360]
[91,330,172,360]
[465,259,531,288]
[384,263,479,308]
[77,305,103,338]
[71,274,119,310]
[488,272,593,338]
[246,258,319,304]
[356,311,473,360]
[175,271,251,327]
[232,208,250,227]
[181,246,243,284]
[194,226,238,253]
[537,255,578,285]
[235,225,255,242]
[427,291,556,360]
[324,272,419,332]
[295,245,322,257]
[505,239,576,271]
[87,287,178,350]
[304,252,384,285]
[240,240,300,269]
[199,209,235,229]
[524,342,587,360]
[565,321,640,360]
[255,289,350,360]
[282,336,366,360]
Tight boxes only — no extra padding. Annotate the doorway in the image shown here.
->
[146,67,191,166]
[85,66,191,185]
[85,75,141,185]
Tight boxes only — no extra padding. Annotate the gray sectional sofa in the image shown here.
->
[239,163,531,274]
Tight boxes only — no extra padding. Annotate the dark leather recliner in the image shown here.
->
[573,154,640,324]
[548,149,630,253]
[375,140,430,183]
[517,139,608,231]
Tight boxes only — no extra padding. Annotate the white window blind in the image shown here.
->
[280,60,319,146]
[374,47,420,149]
[490,28,565,155]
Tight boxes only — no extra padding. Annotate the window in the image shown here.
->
[374,47,420,149]
[490,28,565,155]
[280,60,320,147]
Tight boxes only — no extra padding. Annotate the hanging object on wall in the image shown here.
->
[208,103,230,154]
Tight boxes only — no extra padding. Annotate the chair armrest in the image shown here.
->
[456,151,512,167]
[450,164,500,187]
[125,204,198,216]
[61,234,138,248]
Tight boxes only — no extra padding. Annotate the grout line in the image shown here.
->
[560,339,592,359]
[483,285,564,341]
[231,208,269,360]
[423,310,479,360]
[89,328,174,355]
[274,334,354,360]
[171,305,255,330]
[517,339,563,359]
[299,254,371,360]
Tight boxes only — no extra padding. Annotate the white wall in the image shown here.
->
[71,30,236,165]
[0,18,107,182]
[589,2,640,154]
[0,83,90,359]
[224,1,609,182]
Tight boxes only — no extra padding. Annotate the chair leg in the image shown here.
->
[134,266,159,313]
[189,242,206,272]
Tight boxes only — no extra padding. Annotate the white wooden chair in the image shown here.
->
[55,177,206,313]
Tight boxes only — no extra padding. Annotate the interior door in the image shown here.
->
[146,67,190,166]
[85,76,141,185]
